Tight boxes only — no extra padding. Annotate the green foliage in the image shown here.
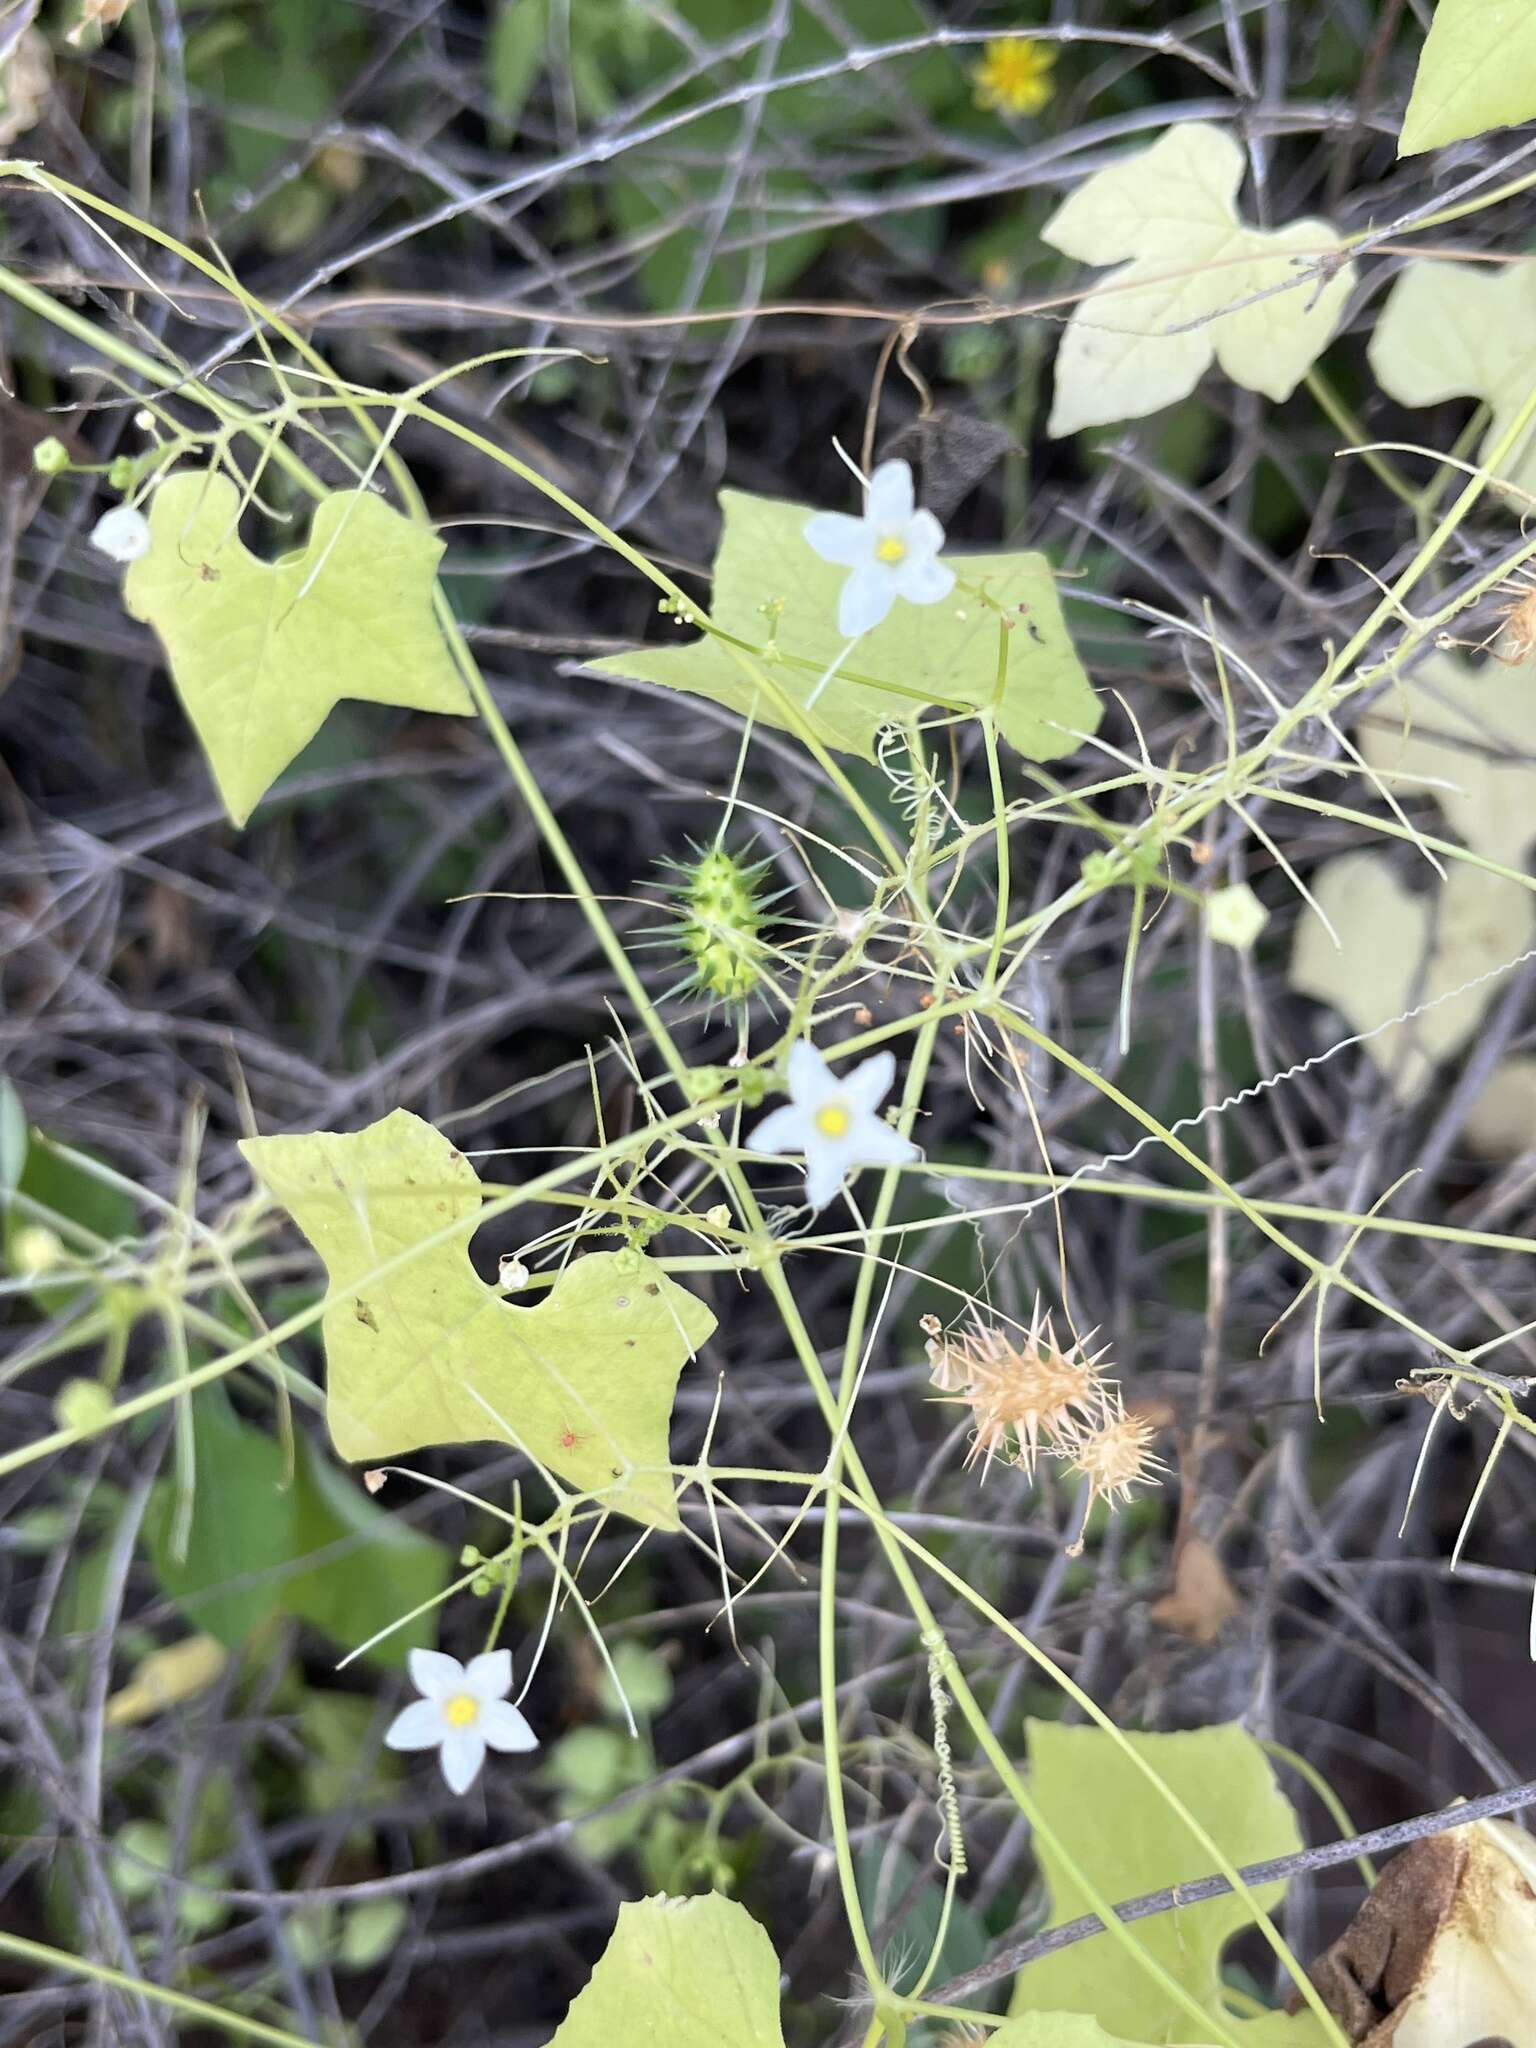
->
[1292,652,1536,1107]
[1009,1721,1314,2042]
[1043,125,1354,434]
[1290,852,1533,1104]
[145,1384,448,1666]
[990,2021,1222,2048]
[1368,259,1536,501]
[1400,0,1536,155]
[1358,652,1536,871]
[5,1128,138,1311]
[486,0,549,139]
[585,0,956,312]
[855,1838,991,1991]
[240,1109,717,1529]
[600,1639,675,1722]
[539,1642,718,1886]
[300,1688,402,1815]
[123,470,473,826]
[547,1893,785,2048]
[180,0,366,249]
[111,1818,230,1937]
[543,1724,657,1860]
[288,1897,409,1974]
[591,486,1099,762]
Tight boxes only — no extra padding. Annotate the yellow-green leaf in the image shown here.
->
[1368,262,1536,503]
[548,1893,784,2048]
[104,1633,229,1727]
[1289,852,1535,1103]
[1009,1721,1307,2041]
[588,487,1099,763]
[239,1109,715,1530]
[1043,125,1354,435]
[123,470,473,826]
[990,2020,1221,2048]
[1400,0,1536,156]
[1465,1054,1536,1156]
[1356,653,1536,873]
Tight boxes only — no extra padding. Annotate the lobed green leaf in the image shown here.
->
[240,1109,716,1530]
[547,1893,785,2048]
[590,486,1099,762]
[123,469,472,827]
[1009,1720,1316,2042]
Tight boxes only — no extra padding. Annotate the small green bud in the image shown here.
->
[664,844,773,1004]
[32,436,70,476]
[13,1224,64,1275]
[941,326,1007,384]
[107,455,136,492]
[459,1544,482,1568]
[55,1378,114,1433]
[1080,850,1117,890]
[1207,882,1268,952]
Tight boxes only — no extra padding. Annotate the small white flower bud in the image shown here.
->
[90,505,151,564]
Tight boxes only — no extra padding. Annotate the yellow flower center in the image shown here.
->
[875,535,908,564]
[444,1694,480,1728]
[815,1102,852,1138]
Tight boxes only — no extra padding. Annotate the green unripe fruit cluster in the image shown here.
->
[673,846,771,1003]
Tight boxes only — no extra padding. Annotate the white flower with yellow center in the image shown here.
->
[747,1040,920,1210]
[384,1648,537,1795]
[803,458,956,638]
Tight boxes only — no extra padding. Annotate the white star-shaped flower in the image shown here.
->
[803,458,956,638]
[90,504,152,564]
[383,1648,537,1795]
[747,1040,921,1210]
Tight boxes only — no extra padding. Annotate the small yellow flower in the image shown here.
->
[972,36,1056,118]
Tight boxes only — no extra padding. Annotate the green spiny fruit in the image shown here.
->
[658,844,775,1004]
